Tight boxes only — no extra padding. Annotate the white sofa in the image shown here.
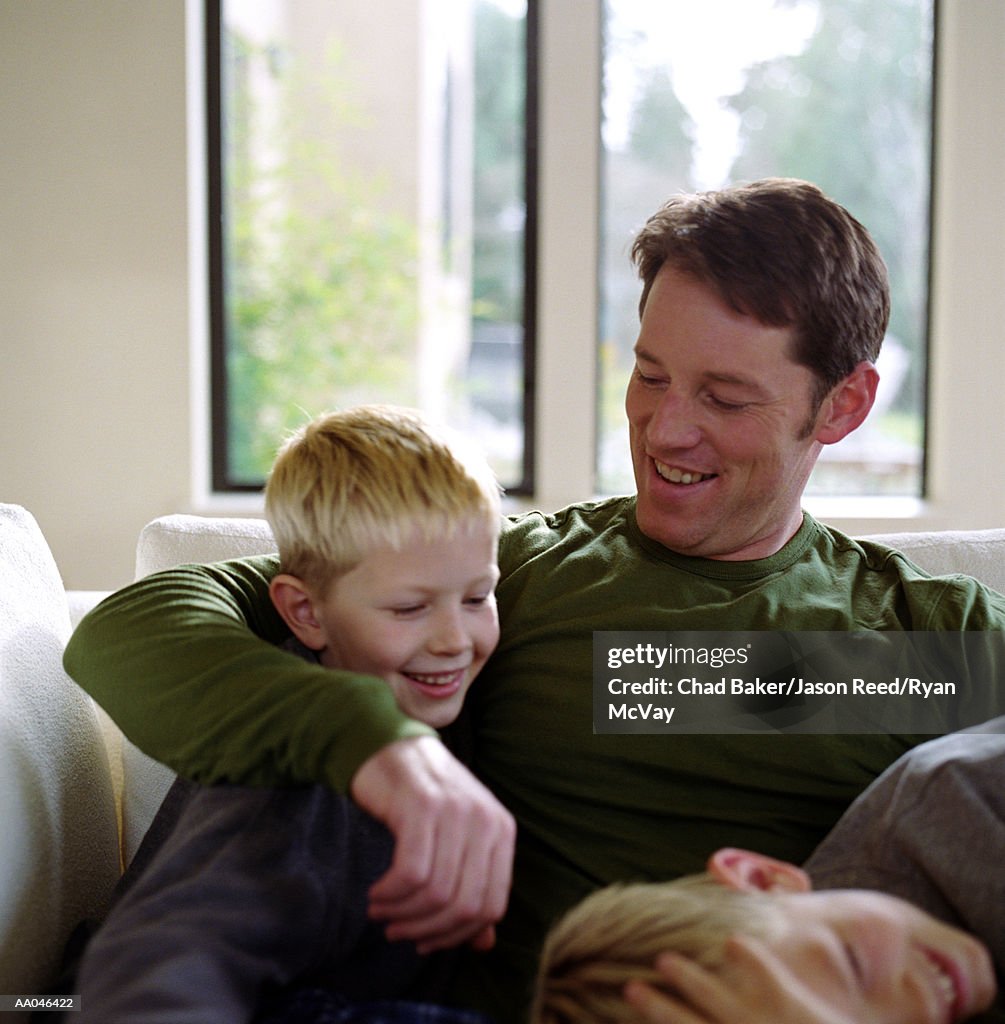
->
[4,502,1005,1015]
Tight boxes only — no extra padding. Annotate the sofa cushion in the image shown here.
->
[0,504,119,1001]
[117,514,279,866]
[864,528,1005,596]
[133,514,1005,598]
[135,513,276,579]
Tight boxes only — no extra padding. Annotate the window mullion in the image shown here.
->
[531,0,603,510]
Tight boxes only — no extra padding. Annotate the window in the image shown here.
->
[597,0,934,498]
[208,0,934,505]
[208,0,533,493]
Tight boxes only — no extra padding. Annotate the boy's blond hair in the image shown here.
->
[265,405,501,591]
[531,875,788,1024]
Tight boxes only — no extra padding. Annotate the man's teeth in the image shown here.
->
[655,462,712,485]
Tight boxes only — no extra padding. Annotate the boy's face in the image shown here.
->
[721,889,996,1024]
[707,851,996,1024]
[309,519,500,729]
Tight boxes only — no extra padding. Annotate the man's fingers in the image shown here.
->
[626,946,745,1019]
[367,777,511,913]
[350,735,515,950]
[366,804,461,910]
[624,976,712,1024]
[648,938,856,1024]
[373,793,515,949]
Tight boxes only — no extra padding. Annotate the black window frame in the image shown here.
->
[205,0,539,495]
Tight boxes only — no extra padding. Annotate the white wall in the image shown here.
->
[2,0,1004,590]
[1,0,191,589]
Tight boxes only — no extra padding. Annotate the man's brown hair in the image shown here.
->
[631,178,890,407]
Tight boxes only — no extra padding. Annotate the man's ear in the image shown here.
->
[268,573,327,652]
[707,848,811,894]
[814,360,879,446]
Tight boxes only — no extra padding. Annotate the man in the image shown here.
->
[65,179,1005,1023]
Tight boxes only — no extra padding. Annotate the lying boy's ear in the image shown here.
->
[707,848,811,894]
[269,574,327,652]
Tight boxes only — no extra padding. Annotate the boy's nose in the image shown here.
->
[429,608,470,655]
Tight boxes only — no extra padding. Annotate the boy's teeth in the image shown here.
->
[408,671,458,686]
[934,966,955,1003]
[925,954,956,1006]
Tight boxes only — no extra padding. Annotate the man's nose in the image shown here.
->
[648,389,702,449]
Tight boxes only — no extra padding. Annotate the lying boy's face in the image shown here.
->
[719,888,995,1024]
[312,518,500,729]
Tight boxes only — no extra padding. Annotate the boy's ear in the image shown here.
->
[269,573,327,652]
[813,360,879,446]
[707,848,811,894]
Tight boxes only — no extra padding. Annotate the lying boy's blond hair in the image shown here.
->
[531,874,787,1024]
[533,845,997,1024]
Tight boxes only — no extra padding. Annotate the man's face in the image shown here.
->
[626,265,828,561]
[723,888,996,1024]
[314,519,500,729]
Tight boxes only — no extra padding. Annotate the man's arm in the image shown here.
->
[64,556,515,950]
[64,556,429,789]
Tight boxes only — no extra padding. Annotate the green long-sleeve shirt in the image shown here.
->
[65,499,1005,1022]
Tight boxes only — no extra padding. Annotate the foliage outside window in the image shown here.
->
[212,0,530,492]
[598,0,934,498]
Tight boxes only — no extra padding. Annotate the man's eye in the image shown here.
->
[634,367,666,387]
[708,394,748,412]
[465,593,490,607]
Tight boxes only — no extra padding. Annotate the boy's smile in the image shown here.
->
[707,850,997,1024]
[309,520,500,729]
[736,889,996,1024]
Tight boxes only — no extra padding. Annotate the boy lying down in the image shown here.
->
[533,723,1005,1024]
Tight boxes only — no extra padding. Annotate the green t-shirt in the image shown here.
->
[65,498,1005,1022]
[455,499,1005,1017]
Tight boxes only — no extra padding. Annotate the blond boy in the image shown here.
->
[533,725,1005,1024]
[71,406,502,1024]
[533,848,995,1024]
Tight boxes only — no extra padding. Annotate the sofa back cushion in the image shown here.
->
[116,514,280,866]
[135,513,277,578]
[133,513,1005,597]
[863,528,1005,596]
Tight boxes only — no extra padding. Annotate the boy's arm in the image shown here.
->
[64,556,516,951]
[63,555,431,789]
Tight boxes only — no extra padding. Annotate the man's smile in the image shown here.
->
[653,458,716,486]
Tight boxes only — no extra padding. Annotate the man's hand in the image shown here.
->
[349,735,516,954]
[623,941,858,1024]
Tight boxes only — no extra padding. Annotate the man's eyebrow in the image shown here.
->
[632,346,660,364]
